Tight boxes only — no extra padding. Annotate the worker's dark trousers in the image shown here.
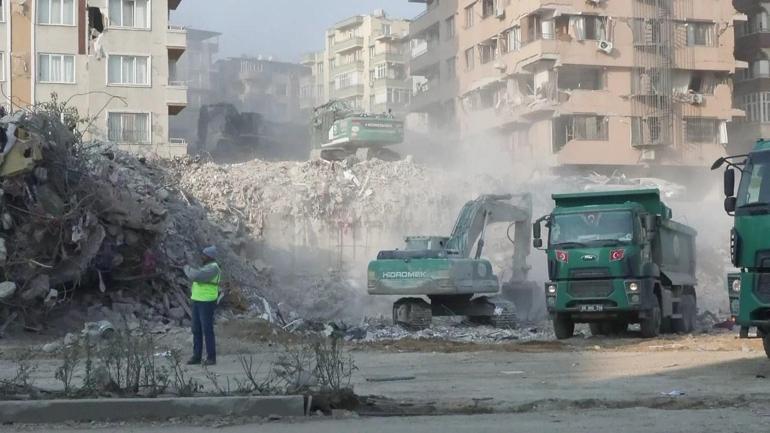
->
[191,300,217,361]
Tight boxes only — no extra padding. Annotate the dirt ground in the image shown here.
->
[2,319,769,431]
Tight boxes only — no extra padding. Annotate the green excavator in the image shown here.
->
[309,100,404,161]
[367,194,538,329]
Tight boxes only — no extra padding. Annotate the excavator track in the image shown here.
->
[392,298,432,330]
[468,297,519,329]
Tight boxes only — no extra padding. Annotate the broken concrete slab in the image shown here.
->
[0,281,17,300]
[0,396,305,424]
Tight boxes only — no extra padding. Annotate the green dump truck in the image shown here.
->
[713,139,770,357]
[532,189,698,339]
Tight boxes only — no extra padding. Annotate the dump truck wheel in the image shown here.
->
[763,332,770,359]
[392,298,432,330]
[640,304,662,338]
[553,314,574,340]
[673,294,697,334]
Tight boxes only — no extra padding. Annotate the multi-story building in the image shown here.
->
[410,0,741,177]
[169,28,220,146]
[409,0,459,132]
[732,0,770,154]
[213,57,310,124]
[300,51,325,114]
[0,0,189,157]
[309,10,412,114]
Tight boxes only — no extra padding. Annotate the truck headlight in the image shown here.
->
[628,282,639,292]
[732,279,741,293]
[547,285,557,294]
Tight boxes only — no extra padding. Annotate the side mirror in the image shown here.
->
[724,168,736,198]
[724,196,737,213]
[644,215,656,241]
[533,238,543,248]
[532,221,542,248]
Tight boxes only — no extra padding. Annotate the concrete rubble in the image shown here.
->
[0,110,272,333]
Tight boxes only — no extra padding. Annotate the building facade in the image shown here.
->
[212,57,310,124]
[169,28,220,145]
[307,10,412,114]
[732,0,770,154]
[0,0,188,157]
[410,0,741,174]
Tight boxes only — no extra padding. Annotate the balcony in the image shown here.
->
[372,52,407,64]
[334,84,364,99]
[373,78,409,89]
[410,1,443,36]
[167,25,188,58]
[334,16,364,30]
[334,61,364,75]
[167,81,188,115]
[334,37,364,53]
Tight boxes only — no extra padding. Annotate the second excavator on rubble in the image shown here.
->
[367,194,538,329]
[310,100,404,161]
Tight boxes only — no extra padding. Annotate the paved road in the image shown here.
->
[7,407,770,433]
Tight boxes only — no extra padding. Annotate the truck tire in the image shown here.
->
[763,331,770,359]
[553,314,574,340]
[640,304,662,338]
[673,295,697,334]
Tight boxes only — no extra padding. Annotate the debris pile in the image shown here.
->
[347,318,554,343]
[0,109,270,333]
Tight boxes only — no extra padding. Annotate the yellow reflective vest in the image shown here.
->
[190,262,221,302]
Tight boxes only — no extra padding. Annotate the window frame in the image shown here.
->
[38,0,76,26]
[38,53,76,84]
[0,0,5,23]
[106,54,152,87]
[464,4,475,28]
[445,16,455,40]
[0,52,4,82]
[684,117,718,143]
[107,111,152,145]
[685,21,716,47]
[464,47,475,71]
[108,0,152,30]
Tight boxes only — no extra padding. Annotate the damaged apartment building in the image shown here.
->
[304,10,412,115]
[0,0,188,157]
[409,0,742,179]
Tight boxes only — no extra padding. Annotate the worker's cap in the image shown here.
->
[202,245,218,259]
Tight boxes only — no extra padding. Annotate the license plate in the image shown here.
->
[579,304,604,312]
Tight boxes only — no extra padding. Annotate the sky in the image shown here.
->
[172,0,425,62]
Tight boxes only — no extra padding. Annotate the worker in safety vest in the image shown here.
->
[184,245,221,366]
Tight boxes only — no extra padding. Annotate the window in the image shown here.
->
[108,112,151,144]
[387,88,409,104]
[369,46,375,57]
[38,0,75,25]
[686,22,715,46]
[464,47,475,70]
[750,60,770,78]
[109,0,149,29]
[482,0,494,18]
[0,0,4,22]
[381,24,391,36]
[685,118,717,143]
[572,115,608,140]
[478,40,497,64]
[502,26,521,53]
[738,92,770,123]
[445,16,455,39]
[108,55,150,85]
[0,53,4,81]
[748,10,770,33]
[632,19,663,45]
[464,4,474,28]
[374,63,387,79]
[558,67,604,90]
[446,57,456,79]
[570,16,607,41]
[38,54,75,83]
[631,117,665,146]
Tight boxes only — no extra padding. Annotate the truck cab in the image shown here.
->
[533,189,698,339]
[714,140,770,357]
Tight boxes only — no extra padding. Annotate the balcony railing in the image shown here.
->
[334,37,364,52]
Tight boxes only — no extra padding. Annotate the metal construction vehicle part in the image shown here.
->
[310,100,404,161]
[714,141,770,358]
[367,194,536,329]
[533,189,698,339]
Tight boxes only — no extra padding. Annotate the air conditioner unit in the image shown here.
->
[691,93,705,105]
[641,149,656,161]
[495,8,506,18]
[597,39,614,54]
